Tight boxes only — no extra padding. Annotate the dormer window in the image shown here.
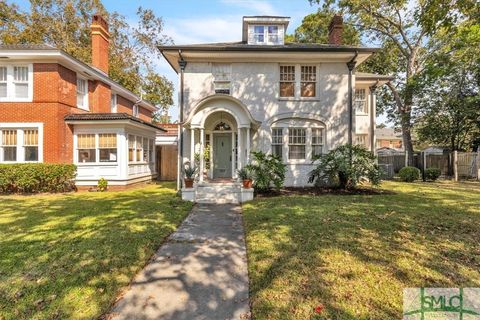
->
[252,25,280,44]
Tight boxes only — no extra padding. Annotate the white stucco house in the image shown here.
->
[159,15,393,202]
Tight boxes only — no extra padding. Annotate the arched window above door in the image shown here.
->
[214,121,231,131]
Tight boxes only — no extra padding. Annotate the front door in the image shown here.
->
[213,134,232,178]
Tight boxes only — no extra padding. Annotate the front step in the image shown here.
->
[181,182,253,204]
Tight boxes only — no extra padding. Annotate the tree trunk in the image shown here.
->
[386,82,415,165]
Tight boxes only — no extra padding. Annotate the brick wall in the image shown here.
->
[0,62,154,164]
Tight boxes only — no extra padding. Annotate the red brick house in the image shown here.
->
[0,15,164,187]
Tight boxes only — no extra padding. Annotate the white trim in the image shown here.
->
[0,122,43,163]
[76,75,89,111]
[278,63,320,100]
[0,63,33,102]
[111,93,117,113]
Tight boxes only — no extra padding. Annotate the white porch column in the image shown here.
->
[199,128,205,182]
[246,127,251,164]
[190,128,195,165]
[237,127,243,169]
[232,132,236,178]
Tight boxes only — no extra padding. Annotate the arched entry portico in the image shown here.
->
[184,95,259,182]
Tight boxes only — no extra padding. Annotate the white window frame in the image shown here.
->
[133,105,139,117]
[111,93,117,113]
[253,25,280,45]
[212,63,232,94]
[288,128,307,160]
[354,88,368,114]
[74,132,119,165]
[0,123,43,163]
[76,76,89,110]
[128,134,150,163]
[311,128,324,159]
[355,134,368,147]
[271,128,283,159]
[279,64,319,100]
[0,64,33,102]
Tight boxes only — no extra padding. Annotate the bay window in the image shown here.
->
[288,128,306,160]
[149,139,154,163]
[0,64,33,101]
[128,134,152,163]
[99,133,117,162]
[128,135,135,162]
[77,134,96,163]
[136,136,143,162]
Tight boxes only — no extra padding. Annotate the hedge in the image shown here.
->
[398,166,420,182]
[0,163,77,194]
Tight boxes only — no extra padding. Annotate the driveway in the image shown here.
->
[109,203,250,320]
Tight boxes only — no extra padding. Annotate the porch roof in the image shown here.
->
[64,113,166,132]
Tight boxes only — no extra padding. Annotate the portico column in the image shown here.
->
[232,132,236,178]
[190,128,195,165]
[246,127,251,164]
[369,84,377,154]
[237,127,243,169]
[199,128,204,182]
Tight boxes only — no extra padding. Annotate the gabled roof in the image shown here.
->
[0,44,157,112]
[64,113,166,131]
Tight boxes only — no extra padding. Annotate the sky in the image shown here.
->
[98,0,321,121]
[12,0,389,124]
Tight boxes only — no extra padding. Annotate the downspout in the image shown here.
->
[177,50,187,191]
[346,51,358,145]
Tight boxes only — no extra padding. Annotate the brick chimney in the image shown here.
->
[91,14,109,74]
[328,14,343,45]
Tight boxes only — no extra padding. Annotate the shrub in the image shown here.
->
[425,168,441,181]
[248,151,287,193]
[237,167,253,180]
[308,144,381,189]
[398,166,420,182]
[97,178,108,191]
[0,163,76,194]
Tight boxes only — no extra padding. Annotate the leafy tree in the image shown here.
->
[308,144,381,189]
[0,1,173,115]
[415,21,480,151]
[308,0,476,164]
[286,8,360,45]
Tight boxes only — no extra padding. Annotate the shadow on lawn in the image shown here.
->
[0,185,191,319]
[244,182,480,319]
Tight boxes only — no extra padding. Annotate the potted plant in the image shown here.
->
[237,166,253,188]
[184,164,197,188]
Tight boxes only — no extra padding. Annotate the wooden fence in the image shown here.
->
[377,151,479,181]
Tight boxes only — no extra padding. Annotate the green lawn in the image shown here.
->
[243,181,480,319]
[0,182,192,320]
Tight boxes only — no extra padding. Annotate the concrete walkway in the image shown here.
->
[109,204,250,320]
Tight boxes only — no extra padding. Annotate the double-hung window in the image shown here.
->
[76,78,88,110]
[301,66,316,97]
[354,89,367,114]
[2,130,17,161]
[271,128,283,159]
[253,26,265,43]
[280,66,295,97]
[0,64,32,101]
[99,134,117,162]
[267,26,279,43]
[77,134,96,163]
[24,129,39,161]
[128,135,135,162]
[279,65,318,99]
[111,94,117,113]
[13,67,29,98]
[288,128,306,160]
[355,134,368,147]
[311,128,324,158]
[148,139,154,163]
[136,136,143,162]
[0,67,8,98]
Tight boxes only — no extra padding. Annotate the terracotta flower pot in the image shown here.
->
[242,179,253,188]
[184,178,194,188]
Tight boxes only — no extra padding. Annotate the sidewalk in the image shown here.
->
[109,203,250,320]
